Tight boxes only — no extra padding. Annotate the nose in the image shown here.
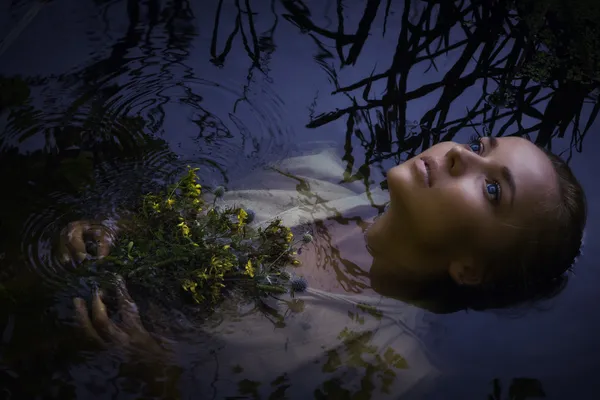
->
[446,145,483,177]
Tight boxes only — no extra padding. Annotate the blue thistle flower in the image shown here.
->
[290,276,308,293]
[245,208,255,223]
[213,186,226,198]
[302,233,313,244]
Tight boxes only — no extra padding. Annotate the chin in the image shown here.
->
[365,210,393,256]
[386,163,414,208]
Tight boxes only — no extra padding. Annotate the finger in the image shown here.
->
[73,298,105,348]
[68,221,90,254]
[91,288,129,345]
[114,276,144,332]
[113,279,168,355]
[87,224,115,259]
[61,221,90,263]
[57,224,84,264]
[96,240,112,259]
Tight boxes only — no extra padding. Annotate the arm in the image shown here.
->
[73,275,182,396]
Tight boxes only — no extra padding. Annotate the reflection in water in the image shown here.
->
[487,378,546,400]
[2,0,290,177]
[283,0,599,182]
[0,0,598,398]
[315,326,409,398]
[0,0,294,296]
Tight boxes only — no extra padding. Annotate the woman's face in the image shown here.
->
[384,136,559,272]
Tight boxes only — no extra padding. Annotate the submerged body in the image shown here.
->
[58,136,586,399]
[168,148,441,398]
[59,146,441,398]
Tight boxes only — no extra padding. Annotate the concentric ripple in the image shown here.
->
[18,148,181,289]
[6,49,294,290]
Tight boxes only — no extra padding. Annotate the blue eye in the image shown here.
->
[468,135,483,154]
[467,135,501,204]
[486,181,501,203]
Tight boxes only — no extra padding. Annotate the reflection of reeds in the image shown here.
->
[282,0,599,171]
[210,0,281,111]
[210,0,241,67]
[3,0,198,158]
[311,219,371,295]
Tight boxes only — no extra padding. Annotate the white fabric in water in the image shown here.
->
[215,148,388,228]
[188,288,438,399]
[189,147,439,399]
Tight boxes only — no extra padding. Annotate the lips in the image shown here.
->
[419,156,435,187]
[413,158,429,187]
[423,159,431,187]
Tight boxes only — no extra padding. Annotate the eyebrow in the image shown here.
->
[487,136,516,207]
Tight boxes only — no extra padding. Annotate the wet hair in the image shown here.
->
[454,146,587,312]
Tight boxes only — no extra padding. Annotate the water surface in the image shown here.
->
[1,0,599,399]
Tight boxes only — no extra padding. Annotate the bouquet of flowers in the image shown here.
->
[96,166,311,310]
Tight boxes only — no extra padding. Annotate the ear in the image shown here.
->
[448,259,483,286]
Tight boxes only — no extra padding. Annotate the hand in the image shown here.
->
[57,220,116,264]
[73,275,168,361]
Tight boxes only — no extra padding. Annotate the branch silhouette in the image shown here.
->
[280,0,599,182]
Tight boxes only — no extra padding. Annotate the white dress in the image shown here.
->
[173,147,440,399]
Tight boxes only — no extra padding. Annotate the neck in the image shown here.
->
[365,204,448,281]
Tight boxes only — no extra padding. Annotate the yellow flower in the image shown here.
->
[285,231,294,243]
[211,255,235,271]
[238,208,248,222]
[292,260,300,265]
[223,245,230,250]
[182,279,204,303]
[177,221,190,237]
[245,260,255,278]
[166,198,175,208]
[182,279,198,293]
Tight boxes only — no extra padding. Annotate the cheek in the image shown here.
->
[406,181,488,246]
[387,159,494,248]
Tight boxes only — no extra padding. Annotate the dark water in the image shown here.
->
[1,0,599,399]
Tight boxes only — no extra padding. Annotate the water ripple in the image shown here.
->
[20,200,70,289]
[2,72,293,183]
[4,47,295,288]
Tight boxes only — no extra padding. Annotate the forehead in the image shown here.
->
[495,137,558,212]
